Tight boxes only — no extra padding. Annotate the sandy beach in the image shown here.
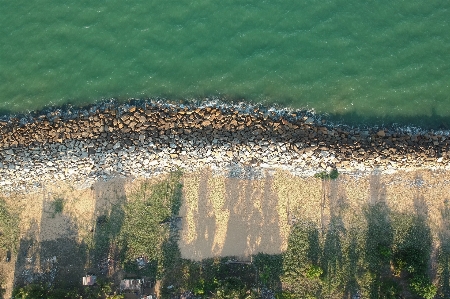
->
[179,168,450,260]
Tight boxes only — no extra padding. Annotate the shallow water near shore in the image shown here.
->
[1,0,449,128]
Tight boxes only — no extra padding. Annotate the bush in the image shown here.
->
[314,171,328,180]
[306,265,323,279]
[314,169,339,180]
[329,169,339,180]
[410,276,437,299]
[254,253,283,290]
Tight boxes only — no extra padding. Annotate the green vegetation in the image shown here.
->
[275,203,437,299]
[0,198,19,299]
[83,170,184,279]
[391,212,435,299]
[118,170,183,278]
[0,198,19,251]
[9,173,440,299]
[436,199,450,298]
[12,283,124,299]
[314,169,339,180]
[253,253,283,290]
[410,276,437,299]
[161,256,259,299]
[50,198,64,218]
[0,275,4,299]
[0,198,19,298]
[12,171,184,298]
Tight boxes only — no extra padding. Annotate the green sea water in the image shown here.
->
[1,0,449,127]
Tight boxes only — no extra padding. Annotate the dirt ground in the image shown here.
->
[1,168,450,297]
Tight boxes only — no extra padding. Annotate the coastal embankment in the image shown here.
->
[1,99,450,298]
[0,99,449,192]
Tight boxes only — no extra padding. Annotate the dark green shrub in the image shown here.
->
[50,198,64,218]
[254,253,283,290]
[314,169,339,180]
[377,244,391,260]
[329,169,339,180]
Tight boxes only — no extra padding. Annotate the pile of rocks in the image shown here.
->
[0,100,449,192]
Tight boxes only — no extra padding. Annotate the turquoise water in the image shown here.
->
[1,0,449,127]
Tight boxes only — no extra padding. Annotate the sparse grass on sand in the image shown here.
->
[1,168,450,298]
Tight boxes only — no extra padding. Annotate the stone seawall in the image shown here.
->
[0,100,449,192]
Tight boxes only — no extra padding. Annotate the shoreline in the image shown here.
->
[0,98,449,193]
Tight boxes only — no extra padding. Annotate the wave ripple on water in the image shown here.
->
[0,0,449,128]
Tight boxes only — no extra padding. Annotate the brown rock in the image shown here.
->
[377,130,386,137]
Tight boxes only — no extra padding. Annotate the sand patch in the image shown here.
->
[178,169,450,262]
[179,169,285,260]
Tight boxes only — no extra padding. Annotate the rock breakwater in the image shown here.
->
[0,99,449,192]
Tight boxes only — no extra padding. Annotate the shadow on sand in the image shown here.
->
[12,179,128,293]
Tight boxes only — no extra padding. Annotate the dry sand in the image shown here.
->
[178,168,450,261]
[1,168,450,296]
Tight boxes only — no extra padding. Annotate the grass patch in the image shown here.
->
[276,202,437,299]
[90,202,125,270]
[118,170,183,277]
[0,198,19,252]
[50,198,64,218]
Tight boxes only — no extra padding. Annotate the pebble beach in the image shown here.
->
[1,99,450,193]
